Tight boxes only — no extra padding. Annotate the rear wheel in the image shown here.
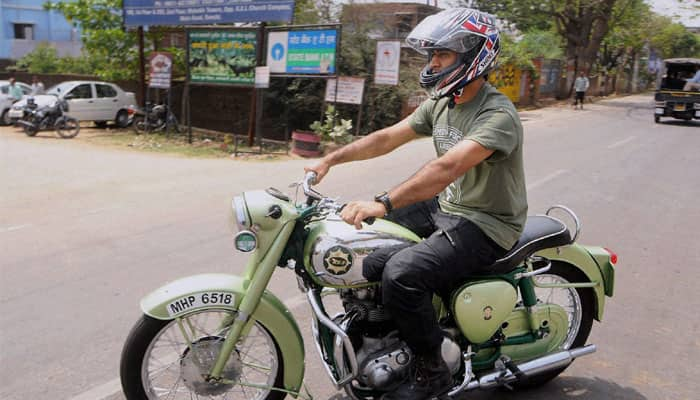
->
[654,115,660,123]
[1,109,11,126]
[56,117,80,138]
[120,311,286,400]
[513,261,594,388]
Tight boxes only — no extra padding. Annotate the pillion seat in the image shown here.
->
[485,215,572,274]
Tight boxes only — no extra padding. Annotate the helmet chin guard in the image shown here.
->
[407,8,501,100]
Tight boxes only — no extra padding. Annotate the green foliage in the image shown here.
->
[310,105,353,143]
[14,43,61,73]
[518,30,564,60]
[650,20,700,58]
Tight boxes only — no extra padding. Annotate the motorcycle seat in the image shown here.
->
[486,215,571,274]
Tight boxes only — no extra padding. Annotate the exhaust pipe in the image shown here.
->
[463,344,596,391]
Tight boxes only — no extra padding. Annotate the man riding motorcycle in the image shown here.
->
[305,8,526,400]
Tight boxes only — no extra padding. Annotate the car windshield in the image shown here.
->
[46,82,75,96]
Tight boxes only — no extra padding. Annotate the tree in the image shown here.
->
[470,0,619,92]
[649,19,700,59]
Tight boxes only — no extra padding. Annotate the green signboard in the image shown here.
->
[188,30,257,85]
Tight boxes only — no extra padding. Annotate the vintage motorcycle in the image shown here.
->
[18,98,80,138]
[120,172,616,399]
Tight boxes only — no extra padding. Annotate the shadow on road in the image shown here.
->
[326,376,647,400]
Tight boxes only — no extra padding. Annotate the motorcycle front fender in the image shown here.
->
[140,273,305,395]
[536,243,615,321]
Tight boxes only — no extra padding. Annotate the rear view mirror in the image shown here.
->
[64,93,75,100]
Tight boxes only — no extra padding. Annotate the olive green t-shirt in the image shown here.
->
[408,82,527,250]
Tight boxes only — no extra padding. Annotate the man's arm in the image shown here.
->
[305,116,418,182]
[340,139,494,228]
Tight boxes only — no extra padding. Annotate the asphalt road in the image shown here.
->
[1,94,699,400]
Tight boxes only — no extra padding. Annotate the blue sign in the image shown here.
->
[271,43,285,61]
[123,0,295,27]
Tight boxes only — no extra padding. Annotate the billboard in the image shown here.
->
[374,40,400,85]
[123,0,295,27]
[266,29,337,75]
[149,52,172,89]
[188,30,257,85]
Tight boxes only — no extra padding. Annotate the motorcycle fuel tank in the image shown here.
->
[304,216,420,288]
[452,280,518,344]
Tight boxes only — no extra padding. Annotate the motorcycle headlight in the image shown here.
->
[230,196,250,231]
[234,231,257,252]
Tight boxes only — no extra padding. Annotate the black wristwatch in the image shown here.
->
[374,191,393,216]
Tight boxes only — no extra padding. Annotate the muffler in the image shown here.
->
[463,344,596,391]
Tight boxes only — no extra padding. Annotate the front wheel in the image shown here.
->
[56,117,80,138]
[23,123,39,137]
[513,261,595,388]
[120,311,286,400]
[133,116,148,134]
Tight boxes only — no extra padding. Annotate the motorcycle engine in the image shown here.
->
[340,288,462,392]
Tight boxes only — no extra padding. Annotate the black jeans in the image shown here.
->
[362,198,507,355]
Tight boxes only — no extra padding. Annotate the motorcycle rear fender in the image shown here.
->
[536,243,615,321]
[140,273,305,395]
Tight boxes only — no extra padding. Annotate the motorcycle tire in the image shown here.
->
[56,117,80,139]
[23,124,39,137]
[120,312,286,400]
[510,261,595,389]
[133,117,148,134]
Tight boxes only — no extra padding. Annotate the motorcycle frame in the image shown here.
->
[136,189,615,395]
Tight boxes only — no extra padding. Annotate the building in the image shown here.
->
[0,0,81,61]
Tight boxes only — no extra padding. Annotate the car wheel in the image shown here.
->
[115,110,129,128]
[1,109,11,126]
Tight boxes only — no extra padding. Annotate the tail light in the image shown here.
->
[604,247,618,265]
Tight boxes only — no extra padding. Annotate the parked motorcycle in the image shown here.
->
[120,172,617,400]
[128,102,180,134]
[18,98,79,139]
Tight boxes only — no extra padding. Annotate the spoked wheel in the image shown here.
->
[513,261,594,388]
[120,311,286,400]
[56,117,80,138]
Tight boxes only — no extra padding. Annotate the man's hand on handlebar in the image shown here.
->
[303,160,331,185]
[340,201,386,230]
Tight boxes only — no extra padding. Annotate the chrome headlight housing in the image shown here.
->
[231,196,250,232]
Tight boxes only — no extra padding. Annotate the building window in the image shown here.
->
[14,24,35,40]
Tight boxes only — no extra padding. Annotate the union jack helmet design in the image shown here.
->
[406,8,500,99]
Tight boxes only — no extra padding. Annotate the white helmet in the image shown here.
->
[406,8,501,99]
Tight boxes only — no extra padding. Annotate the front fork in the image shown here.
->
[206,222,295,380]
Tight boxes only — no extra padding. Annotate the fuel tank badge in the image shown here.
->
[323,246,353,275]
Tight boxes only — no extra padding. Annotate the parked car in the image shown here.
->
[9,80,137,128]
[0,80,32,125]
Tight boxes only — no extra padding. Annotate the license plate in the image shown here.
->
[655,108,664,115]
[673,104,686,111]
[167,292,236,316]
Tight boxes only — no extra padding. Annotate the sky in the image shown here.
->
[345,0,699,27]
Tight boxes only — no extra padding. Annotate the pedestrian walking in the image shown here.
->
[573,71,589,110]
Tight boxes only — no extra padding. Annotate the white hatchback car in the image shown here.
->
[9,80,137,128]
[0,80,32,125]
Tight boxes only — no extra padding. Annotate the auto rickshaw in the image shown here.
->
[654,58,700,123]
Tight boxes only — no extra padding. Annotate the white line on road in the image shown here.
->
[527,169,568,191]
[68,377,122,400]
[0,224,32,233]
[607,136,636,149]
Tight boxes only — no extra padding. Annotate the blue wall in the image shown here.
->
[0,0,81,59]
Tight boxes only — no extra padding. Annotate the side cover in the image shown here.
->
[453,280,518,344]
[140,273,305,395]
